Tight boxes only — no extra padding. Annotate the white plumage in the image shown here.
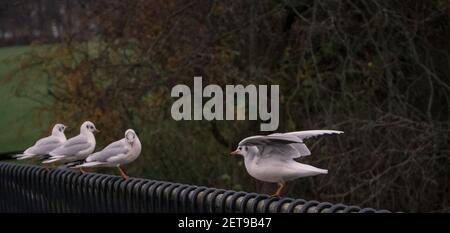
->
[231,130,343,196]
[42,121,98,164]
[75,129,141,179]
[15,124,67,160]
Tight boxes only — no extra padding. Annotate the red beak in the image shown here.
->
[230,150,240,156]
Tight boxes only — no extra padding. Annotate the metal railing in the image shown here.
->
[0,162,390,213]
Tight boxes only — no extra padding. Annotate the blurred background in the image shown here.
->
[0,0,449,212]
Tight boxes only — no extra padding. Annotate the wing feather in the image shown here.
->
[49,135,90,156]
[284,130,343,140]
[24,136,63,155]
[239,130,342,159]
[86,139,128,162]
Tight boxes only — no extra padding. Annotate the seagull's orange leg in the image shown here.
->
[117,166,129,180]
[79,168,85,174]
[271,182,285,197]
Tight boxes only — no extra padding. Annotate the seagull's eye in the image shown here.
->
[238,147,242,150]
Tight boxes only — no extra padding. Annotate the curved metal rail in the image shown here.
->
[0,162,390,213]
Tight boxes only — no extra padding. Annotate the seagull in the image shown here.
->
[74,129,141,179]
[230,130,343,197]
[42,121,99,173]
[14,123,67,160]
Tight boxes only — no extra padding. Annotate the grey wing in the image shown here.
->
[256,143,311,160]
[64,134,89,146]
[24,136,62,155]
[290,143,311,157]
[50,135,90,156]
[283,130,344,140]
[239,134,307,160]
[87,146,129,162]
[103,139,126,150]
[26,144,59,155]
[238,134,302,146]
[51,143,91,156]
[263,130,343,158]
[238,131,342,159]
[35,136,62,147]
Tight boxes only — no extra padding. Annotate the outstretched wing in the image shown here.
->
[254,142,311,160]
[238,134,302,146]
[238,130,343,159]
[282,130,344,141]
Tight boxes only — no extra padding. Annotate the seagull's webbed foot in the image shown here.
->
[270,182,285,197]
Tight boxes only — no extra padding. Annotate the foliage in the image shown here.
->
[9,0,450,212]
[0,45,51,151]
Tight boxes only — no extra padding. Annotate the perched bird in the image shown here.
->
[42,121,99,173]
[14,124,67,160]
[230,130,343,196]
[75,129,141,179]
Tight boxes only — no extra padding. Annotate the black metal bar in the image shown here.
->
[0,162,391,213]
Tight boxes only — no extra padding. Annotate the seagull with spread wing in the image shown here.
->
[14,124,67,160]
[42,121,99,173]
[230,130,343,196]
[74,129,141,179]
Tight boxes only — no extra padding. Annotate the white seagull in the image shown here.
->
[230,130,343,196]
[75,129,141,179]
[42,121,99,173]
[14,123,67,160]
